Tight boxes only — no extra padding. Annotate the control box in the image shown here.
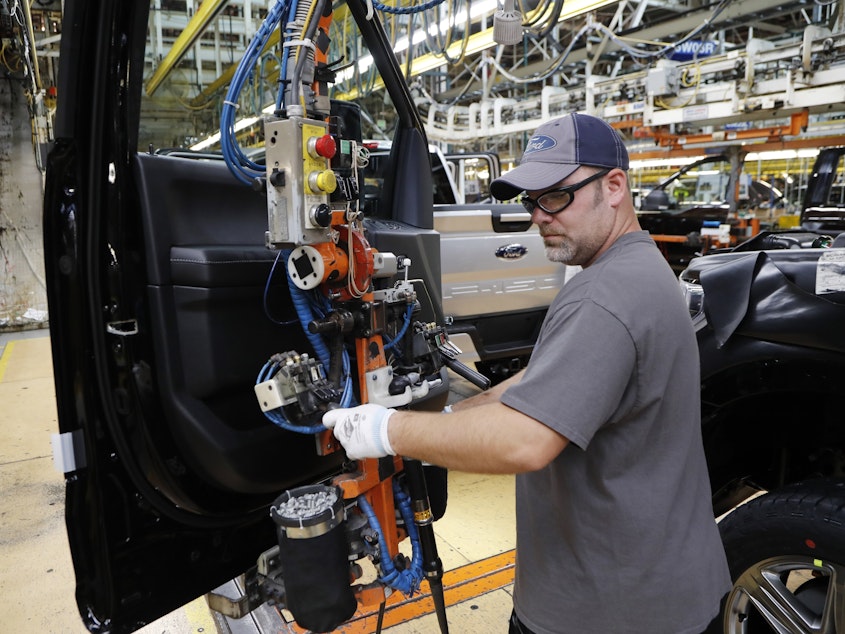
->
[645,64,680,97]
[265,116,338,246]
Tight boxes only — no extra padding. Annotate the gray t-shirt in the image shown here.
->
[501,231,731,634]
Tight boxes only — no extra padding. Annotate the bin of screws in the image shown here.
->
[269,484,356,632]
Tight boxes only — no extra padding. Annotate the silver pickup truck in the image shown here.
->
[363,143,567,383]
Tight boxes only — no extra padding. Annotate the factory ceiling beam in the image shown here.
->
[436,0,810,101]
[612,0,807,51]
[146,0,230,97]
[409,0,620,74]
[334,0,619,101]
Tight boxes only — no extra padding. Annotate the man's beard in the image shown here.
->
[543,236,576,263]
[543,232,604,266]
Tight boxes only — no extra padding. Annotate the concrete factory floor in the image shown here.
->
[0,329,516,634]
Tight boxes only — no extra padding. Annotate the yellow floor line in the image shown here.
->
[285,549,516,633]
[0,340,16,383]
[184,595,218,632]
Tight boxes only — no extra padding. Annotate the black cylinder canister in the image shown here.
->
[269,484,357,632]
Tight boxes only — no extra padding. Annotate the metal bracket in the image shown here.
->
[206,570,265,619]
[51,429,86,473]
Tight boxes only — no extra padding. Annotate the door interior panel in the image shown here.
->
[133,153,344,497]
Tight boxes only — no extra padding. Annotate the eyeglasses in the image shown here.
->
[520,168,611,215]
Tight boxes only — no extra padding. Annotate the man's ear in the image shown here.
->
[605,168,628,205]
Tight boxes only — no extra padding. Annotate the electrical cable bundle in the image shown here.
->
[257,248,356,434]
[420,0,471,65]
[275,0,300,111]
[221,0,289,185]
[256,359,328,434]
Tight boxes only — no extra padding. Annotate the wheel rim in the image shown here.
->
[725,555,845,634]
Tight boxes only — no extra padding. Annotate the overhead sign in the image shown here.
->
[669,40,719,62]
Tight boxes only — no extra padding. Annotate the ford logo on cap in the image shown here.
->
[524,135,556,155]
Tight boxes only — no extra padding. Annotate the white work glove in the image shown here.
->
[323,403,397,460]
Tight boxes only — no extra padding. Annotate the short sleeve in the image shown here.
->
[501,299,637,449]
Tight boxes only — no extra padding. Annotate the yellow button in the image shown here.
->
[311,170,337,193]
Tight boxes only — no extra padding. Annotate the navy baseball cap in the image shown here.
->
[490,113,629,201]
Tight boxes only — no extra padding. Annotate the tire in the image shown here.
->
[718,478,845,634]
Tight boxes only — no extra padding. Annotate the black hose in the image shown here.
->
[402,458,450,634]
[535,0,564,41]
[376,601,386,633]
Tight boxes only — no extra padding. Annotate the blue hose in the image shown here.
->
[393,480,424,587]
[358,489,423,596]
[265,407,327,434]
[275,0,300,110]
[285,263,331,368]
[383,303,414,351]
[286,267,355,406]
[221,0,289,184]
[259,250,360,433]
[256,359,327,434]
[372,0,445,14]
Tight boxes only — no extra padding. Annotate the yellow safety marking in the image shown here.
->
[814,559,824,568]
[0,340,16,383]
[287,549,516,633]
[184,595,218,632]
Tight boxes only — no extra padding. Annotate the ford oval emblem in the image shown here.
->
[496,244,528,260]
[524,135,556,155]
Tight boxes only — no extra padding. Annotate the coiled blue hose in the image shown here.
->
[286,265,332,368]
[358,489,423,596]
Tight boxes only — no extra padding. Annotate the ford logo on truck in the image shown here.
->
[496,243,528,260]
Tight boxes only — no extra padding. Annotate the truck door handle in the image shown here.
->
[499,212,532,223]
[493,211,533,232]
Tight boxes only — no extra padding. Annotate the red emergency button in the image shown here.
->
[312,134,337,159]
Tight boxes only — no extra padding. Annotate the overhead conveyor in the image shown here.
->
[421,22,845,151]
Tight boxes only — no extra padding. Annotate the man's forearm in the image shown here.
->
[449,369,525,412]
[388,399,566,474]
